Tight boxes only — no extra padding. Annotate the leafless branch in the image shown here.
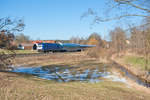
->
[116,0,150,13]
[81,0,150,24]
[92,14,147,24]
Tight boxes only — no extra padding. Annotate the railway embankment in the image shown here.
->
[13,52,96,67]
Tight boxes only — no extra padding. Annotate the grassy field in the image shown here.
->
[111,54,150,84]
[123,56,150,70]
[13,52,94,67]
[0,49,38,54]
[1,52,150,100]
[0,72,150,100]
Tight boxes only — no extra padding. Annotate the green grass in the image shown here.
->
[124,56,150,70]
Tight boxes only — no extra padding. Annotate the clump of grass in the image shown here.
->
[124,56,150,71]
[86,47,100,58]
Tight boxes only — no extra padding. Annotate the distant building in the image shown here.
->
[18,43,34,50]
[18,40,56,50]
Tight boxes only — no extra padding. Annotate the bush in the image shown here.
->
[87,47,100,58]
[0,51,15,71]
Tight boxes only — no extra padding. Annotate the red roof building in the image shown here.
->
[31,40,56,44]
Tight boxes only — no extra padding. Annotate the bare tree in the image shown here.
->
[70,36,81,44]
[86,33,107,58]
[87,33,104,46]
[70,36,87,44]
[0,17,25,71]
[143,28,150,70]
[15,33,30,44]
[130,27,144,53]
[129,25,150,70]
[109,27,126,56]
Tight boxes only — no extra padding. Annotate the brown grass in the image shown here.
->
[13,52,96,67]
[1,52,150,100]
[0,72,150,100]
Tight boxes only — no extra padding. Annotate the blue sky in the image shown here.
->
[0,0,143,40]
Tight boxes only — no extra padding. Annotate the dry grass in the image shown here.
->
[0,49,38,54]
[0,72,150,100]
[111,54,150,84]
[13,52,95,67]
[1,52,150,100]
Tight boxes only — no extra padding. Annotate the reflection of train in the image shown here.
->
[37,43,95,52]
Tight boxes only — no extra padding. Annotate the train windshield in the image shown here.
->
[37,43,43,50]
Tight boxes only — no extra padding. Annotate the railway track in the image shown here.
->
[1,51,82,58]
[2,52,55,58]
[14,52,75,57]
[15,53,50,57]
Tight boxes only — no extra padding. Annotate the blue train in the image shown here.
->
[37,43,95,52]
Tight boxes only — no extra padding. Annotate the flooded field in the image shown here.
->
[11,53,150,87]
[11,62,150,88]
[11,64,127,83]
[2,54,150,100]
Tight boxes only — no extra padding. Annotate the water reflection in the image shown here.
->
[11,66,126,83]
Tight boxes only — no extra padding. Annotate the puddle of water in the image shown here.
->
[11,66,127,84]
[103,75,127,83]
